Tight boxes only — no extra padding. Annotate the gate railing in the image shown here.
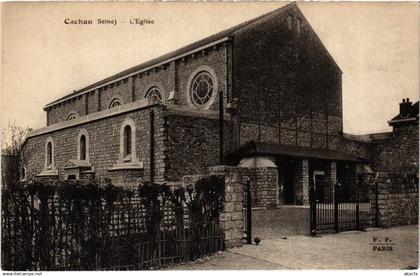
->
[243,179,252,244]
[310,176,378,235]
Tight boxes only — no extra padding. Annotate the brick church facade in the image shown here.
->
[19,3,418,207]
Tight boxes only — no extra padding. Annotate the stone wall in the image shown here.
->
[22,104,237,188]
[371,172,418,227]
[21,105,166,186]
[372,124,419,174]
[294,158,309,205]
[45,44,228,126]
[164,109,233,182]
[186,166,245,248]
[245,167,278,208]
[210,165,278,208]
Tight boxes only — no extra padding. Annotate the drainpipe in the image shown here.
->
[219,90,224,165]
[149,110,155,183]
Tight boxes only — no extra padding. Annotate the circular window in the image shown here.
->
[145,86,163,104]
[186,66,218,109]
[190,71,214,107]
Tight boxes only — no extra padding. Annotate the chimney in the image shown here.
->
[399,98,412,118]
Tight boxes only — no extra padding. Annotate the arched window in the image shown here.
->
[77,129,89,162]
[119,118,137,163]
[47,142,52,167]
[80,135,86,160]
[109,98,122,108]
[124,125,132,158]
[186,66,218,109]
[45,137,55,169]
[66,113,78,121]
[145,86,163,104]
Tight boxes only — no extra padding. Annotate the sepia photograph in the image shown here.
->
[1,1,418,273]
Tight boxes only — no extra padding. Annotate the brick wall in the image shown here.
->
[21,105,166,186]
[371,172,418,227]
[234,5,342,152]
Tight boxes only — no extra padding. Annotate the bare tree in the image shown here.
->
[2,120,28,156]
[2,121,28,187]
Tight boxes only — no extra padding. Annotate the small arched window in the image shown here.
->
[77,129,89,162]
[46,141,53,167]
[47,142,53,168]
[44,137,55,170]
[66,113,78,121]
[123,125,132,158]
[119,118,137,163]
[145,86,163,104]
[109,98,122,108]
[80,135,86,160]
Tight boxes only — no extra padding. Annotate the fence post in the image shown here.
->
[309,182,316,235]
[246,179,252,244]
[356,176,360,230]
[375,181,379,227]
[334,184,339,233]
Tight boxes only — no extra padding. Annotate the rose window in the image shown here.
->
[190,71,214,107]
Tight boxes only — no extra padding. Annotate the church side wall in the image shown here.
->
[20,105,166,186]
[164,112,233,182]
[234,6,342,152]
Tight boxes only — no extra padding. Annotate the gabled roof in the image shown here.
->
[45,2,341,109]
[389,101,419,126]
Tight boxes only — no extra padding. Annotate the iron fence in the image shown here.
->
[1,176,225,270]
[310,177,377,234]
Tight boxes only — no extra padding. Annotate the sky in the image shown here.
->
[2,1,419,135]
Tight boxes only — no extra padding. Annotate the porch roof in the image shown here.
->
[227,141,368,163]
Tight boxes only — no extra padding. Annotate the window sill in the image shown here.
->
[109,161,144,171]
[64,159,92,170]
[37,168,58,177]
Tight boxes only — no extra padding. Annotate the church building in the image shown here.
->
[20,3,418,207]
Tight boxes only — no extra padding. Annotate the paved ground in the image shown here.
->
[170,225,418,270]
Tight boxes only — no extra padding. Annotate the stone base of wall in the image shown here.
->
[209,166,245,248]
[370,172,418,228]
[182,166,245,248]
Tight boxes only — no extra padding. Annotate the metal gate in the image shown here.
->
[243,179,252,243]
[310,177,378,234]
